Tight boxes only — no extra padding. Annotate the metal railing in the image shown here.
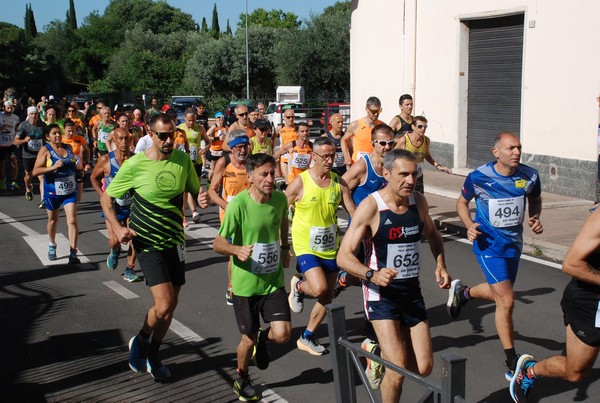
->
[326,303,467,403]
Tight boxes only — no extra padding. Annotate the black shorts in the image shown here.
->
[193,163,203,177]
[23,157,36,172]
[561,279,600,347]
[135,245,186,288]
[0,146,13,160]
[233,287,291,335]
[75,170,84,183]
[206,150,224,162]
[365,278,427,326]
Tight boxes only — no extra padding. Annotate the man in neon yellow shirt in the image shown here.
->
[285,137,355,355]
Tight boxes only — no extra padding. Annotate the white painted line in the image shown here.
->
[23,233,90,265]
[260,388,289,402]
[169,319,206,344]
[98,229,130,251]
[441,234,562,270]
[0,210,39,236]
[102,281,139,299]
[185,222,219,247]
[338,217,348,230]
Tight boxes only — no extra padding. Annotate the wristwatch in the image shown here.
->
[365,269,375,283]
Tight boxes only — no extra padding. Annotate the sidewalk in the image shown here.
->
[423,170,595,262]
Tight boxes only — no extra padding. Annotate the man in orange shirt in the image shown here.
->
[275,122,312,185]
[275,109,299,181]
[62,119,91,203]
[341,97,383,167]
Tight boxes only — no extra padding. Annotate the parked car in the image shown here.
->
[265,102,307,131]
[171,95,203,124]
[320,103,351,132]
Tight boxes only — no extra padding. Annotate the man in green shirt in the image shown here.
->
[213,153,291,401]
[100,113,208,381]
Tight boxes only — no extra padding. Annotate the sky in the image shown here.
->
[3,0,343,31]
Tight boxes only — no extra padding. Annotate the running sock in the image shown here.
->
[138,329,151,341]
[504,348,518,371]
[338,271,347,287]
[463,287,472,301]
[148,338,162,361]
[302,329,313,339]
[296,280,304,293]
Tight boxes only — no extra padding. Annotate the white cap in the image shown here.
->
[27,106,38,114]
[49,95,55,100]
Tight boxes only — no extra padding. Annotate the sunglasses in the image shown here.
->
[233,143,249,150]
[313,152,335,162]
[373,140,395,147]
[368,108,382,115]
[237,112,248,117]
[416,125,428,130]
[284,116,295,119]
[156,131,175,141]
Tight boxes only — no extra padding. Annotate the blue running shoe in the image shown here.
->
[510,354,537,402]
[123,266,141,282]
[107,249,119,270]
[48,244,57,261]
[68,250,81,264]
[147,357,171,381]
[128,336,148,373]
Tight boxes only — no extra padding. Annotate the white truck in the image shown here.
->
[266,86,307,130]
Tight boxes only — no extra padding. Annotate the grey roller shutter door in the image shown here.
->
[467,14,524,168]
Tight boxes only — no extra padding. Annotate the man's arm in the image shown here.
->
[337,197,397,286]
[273,142,292,160]
[456,194,481,242]
[13,123,28,146]
[340,122,356,166]
[280,206,290,268]
[388,116,400,131]
[527,194,543,234]
[81,139,92,171]
[339,177,356,216]
[100,191,134,243]
[562,209,600,286]
[393,135,407,150]
[284,174,304,206]
[90,154,109,197]
[207,157,227,209]
[213,234,253,262]
[415,192,451,288]
[341,157,367,191]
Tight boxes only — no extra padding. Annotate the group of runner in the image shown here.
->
[2,93,598,403]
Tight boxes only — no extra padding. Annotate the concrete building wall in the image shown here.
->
[350,0,600,199]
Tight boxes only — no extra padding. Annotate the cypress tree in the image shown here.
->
[67,0,77,30]
[211,3,220,39]
[201,17,208,33]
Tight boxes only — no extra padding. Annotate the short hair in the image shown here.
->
[229,129,248,143]
[247,153,276,174]
[149,113,175,131]
[399,94,413,105]
[313,136,334,150]
[492,131,518,148]
[412,115,427,125]
[382,148,418,171]
[44,123,61,136]
[297,122,310,130]
[195,100,205,107]
[115,112,129,122]
[184,107,197,117]
[63,119,75,128]
[235,104,248,114]
[100,106,110,114]
[371,123,394,140]
[165,108,178,122]
[366,96,381,108]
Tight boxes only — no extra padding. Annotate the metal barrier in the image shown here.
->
[326,303,467,403]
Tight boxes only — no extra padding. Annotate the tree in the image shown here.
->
[211,3,220,39]
[24,3,38,42]
[67,0,78,30]
[201,17,208,33]
[237,8,300,31]
[225,19,232,36]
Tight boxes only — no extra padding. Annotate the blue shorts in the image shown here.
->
[296,254,338,274]
[44,192,77,211]
[365,278,427,326]
[476,255,520,285]
[101,202,131,222]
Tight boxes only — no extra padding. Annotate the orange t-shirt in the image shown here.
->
[62,135,87,168]
[352,118,383,162]
[287,142,313,183]
[220,162,249,221]
[279,126,298,146]
[210,126,226,151]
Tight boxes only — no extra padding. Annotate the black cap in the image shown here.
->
[254,118,269,130]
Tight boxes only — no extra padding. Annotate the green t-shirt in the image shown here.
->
[218,189,287,297]
[106,149,200,252]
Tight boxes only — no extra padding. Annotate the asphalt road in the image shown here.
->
[1,185,599,402]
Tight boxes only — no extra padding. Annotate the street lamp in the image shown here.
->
[245,0,250,99]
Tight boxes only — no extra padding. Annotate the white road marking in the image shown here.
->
[185,222,219,246]
[169,319,206,344]
[98,229,130,251]
[102,280,139,299]
[441,234,562,270]
[23,233,90,265]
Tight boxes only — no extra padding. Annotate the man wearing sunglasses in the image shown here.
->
[100,113,208,381]
[223,104,255,152]
[286,137,356,356]
[341,96,384,168]
[395,115,451,193]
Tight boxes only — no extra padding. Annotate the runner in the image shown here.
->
[208,130,251,305]
[92,106,114,158]
[341,96,383,166]
[91,127,139,282]
[448,132,543,378]
[100,113,207,381]
[61,120,91,204]
[395,115,451,193]
[337,148,452,401]
[286,137,355,356]
[274,109,298,181]
[388,94,414,136]
[32,124,81,264]
[213,153,291,402]
[205,111,227,180]
[274,122,312,185]
[0,100,20,191]
[322,113,346,177]
[509,209,600,402]
[14,106,45,201]
[249,119,273,156]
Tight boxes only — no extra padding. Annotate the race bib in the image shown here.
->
[251,241,280,274]
[189,145,199,161]
[177,244,186,262]
[489,196,525,228]
[0,132,13,146]
[28,138,43,151]
[292,153,310,169]
[211,150,223,157]
[176,143,186,152]
[309,224,337,252]
[55,175,76,196]
[116,191,133,206]
[333,151,345,167]
[98,130,109,143]
[386,242,420,280]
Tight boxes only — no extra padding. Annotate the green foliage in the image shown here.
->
[225,19,232,36]
[67,0,78,30]
[24,3,38,42]
[201,17,208,33]
[211,3,220,39]
[237,8,300,31]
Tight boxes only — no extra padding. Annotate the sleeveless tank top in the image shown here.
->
[43,143,77,196]
[220,162,249,221]
[352,154,387,206]
[103,150,132,207]
[326,131,345,168]
[250,136,273,155]
[394,115,413,136]
[287,141,313,183]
